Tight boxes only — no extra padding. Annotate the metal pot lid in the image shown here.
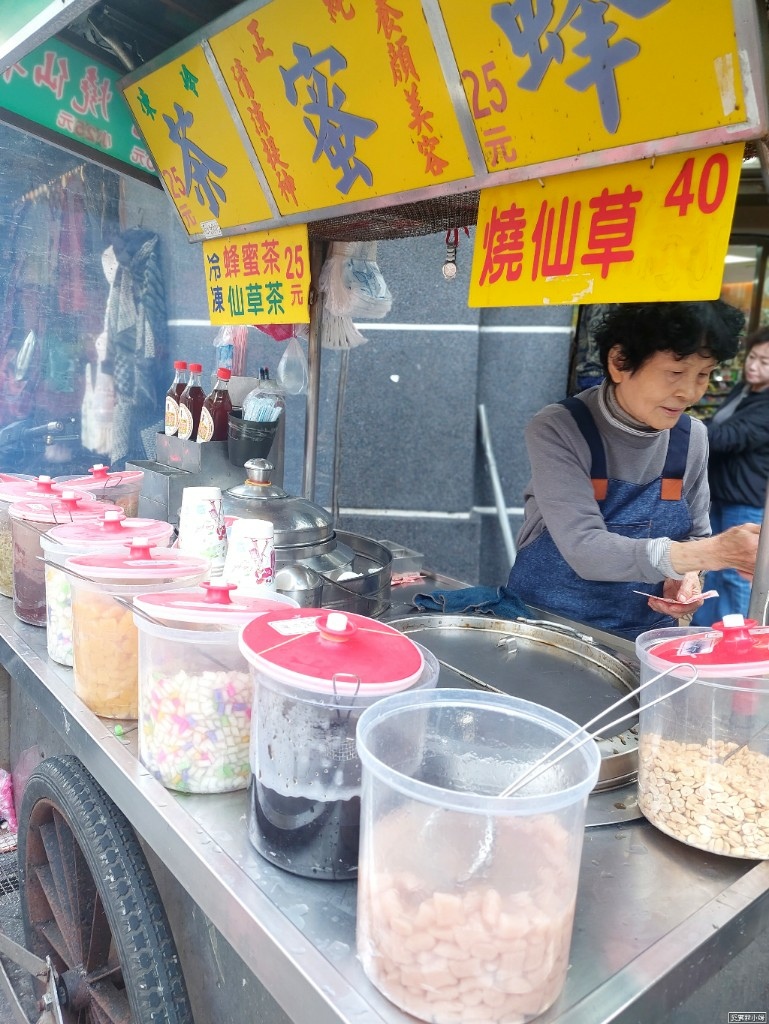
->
[223,459,333,546]
[388,615,640,793]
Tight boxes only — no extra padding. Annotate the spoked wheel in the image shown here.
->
[18,756,193,1024]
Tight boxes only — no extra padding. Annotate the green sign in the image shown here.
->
[0,36,155,176]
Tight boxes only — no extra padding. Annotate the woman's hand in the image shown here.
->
[647,572,703,617]
[670,524,762,578]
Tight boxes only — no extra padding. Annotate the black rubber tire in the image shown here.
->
[18,755,194,1024]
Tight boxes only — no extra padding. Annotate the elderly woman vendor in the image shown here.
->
[507,301,761,640]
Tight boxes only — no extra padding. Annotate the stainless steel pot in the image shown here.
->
[222,459,354,573]
[388,614,640,795]
[224,462,392,616]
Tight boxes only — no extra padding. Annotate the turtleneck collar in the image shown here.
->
[599,380,661,436]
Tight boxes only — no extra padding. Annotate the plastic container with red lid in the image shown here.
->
[66,542,209,720]
[41,511,175,666]
[0,476,95,599]
[57,464,145,517]
[133,583,298,793]
[238,607,439,879]
[636,619,769,859]
[8,491,111,625]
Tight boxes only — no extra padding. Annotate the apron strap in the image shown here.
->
[560,397,608,500]
[660,414,691,501]
[561,398,692,502]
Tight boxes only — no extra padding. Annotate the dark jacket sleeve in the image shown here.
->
[707,387,769,506]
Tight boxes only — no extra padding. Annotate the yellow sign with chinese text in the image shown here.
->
[202,224,310,325]
[439,0,746,174]
[469,144,744,307]
[122,46,271,235]
[207,0,472,215]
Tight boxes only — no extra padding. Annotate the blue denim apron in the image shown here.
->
[507,397,693,640]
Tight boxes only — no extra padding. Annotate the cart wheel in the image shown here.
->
[18,756,194,1024]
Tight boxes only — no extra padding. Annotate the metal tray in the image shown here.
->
[388,615,640,796]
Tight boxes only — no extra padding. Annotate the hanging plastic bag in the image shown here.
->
[319,241,392,319]
[276,334,309,395]
[211,325,248,375]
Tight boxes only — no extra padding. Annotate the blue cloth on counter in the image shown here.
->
[412,585,530,619]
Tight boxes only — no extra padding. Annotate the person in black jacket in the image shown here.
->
[692,325,769,625]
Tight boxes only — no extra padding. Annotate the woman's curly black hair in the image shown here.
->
[592,301,745,374]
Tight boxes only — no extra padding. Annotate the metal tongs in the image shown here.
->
[458,662,700,883]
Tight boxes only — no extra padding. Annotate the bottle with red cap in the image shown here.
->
[165,361,188,436]
[178,363,205,441]
[198,368,233,443]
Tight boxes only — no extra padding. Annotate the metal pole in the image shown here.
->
[747,481,769,624]
[302,240,326,501]
[478,403,516,567]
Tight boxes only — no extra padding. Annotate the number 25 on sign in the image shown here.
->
[468,143,744,307]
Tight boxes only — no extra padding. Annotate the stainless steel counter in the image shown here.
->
[2,585,769,1024]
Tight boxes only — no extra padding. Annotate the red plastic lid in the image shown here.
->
[216,368,232,380]
[0,475,87,504]
[45,512,172,549]
[239,607,425,695]
[67,541,208,580]
[60,465,144,491]
[135,582,297,625]
[174,360,188,370]
[645,616,769,673]
[189,363,203,373]
[8,492,113,523]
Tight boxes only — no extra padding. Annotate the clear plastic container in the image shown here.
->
[636,618,769,859]
[66,542,209,719]
[58,464,145,517]
[0,475,90,598]
[239,608,439,879]
[355,689,600,1024]
[8,491,109,625]
[42,511,175,666]
[134,583,298,793]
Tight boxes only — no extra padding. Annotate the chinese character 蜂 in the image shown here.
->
[491,0,670,134]
[223,244,241,277]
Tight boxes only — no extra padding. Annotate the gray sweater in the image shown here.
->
[516,383,711,583]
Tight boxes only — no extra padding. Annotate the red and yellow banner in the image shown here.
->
[202,224,310,326]
[470,144,744,306]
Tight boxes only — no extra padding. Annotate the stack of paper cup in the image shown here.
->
[222,517,275,594]
[177,486,227,577]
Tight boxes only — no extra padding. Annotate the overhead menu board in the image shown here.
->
[438,0,748,174]
[0,36,154,178]
[119,0,767,243]
[469,143,745,307]
[208,0,473,217]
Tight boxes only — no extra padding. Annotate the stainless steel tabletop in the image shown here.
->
[2,584,769,1024]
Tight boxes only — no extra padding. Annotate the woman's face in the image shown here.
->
[608,346,716,430]
[744,341,769,392]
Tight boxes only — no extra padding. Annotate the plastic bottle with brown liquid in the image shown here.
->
[177,363,205,441]
[198,368,233,443]
[164,360,188,436]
